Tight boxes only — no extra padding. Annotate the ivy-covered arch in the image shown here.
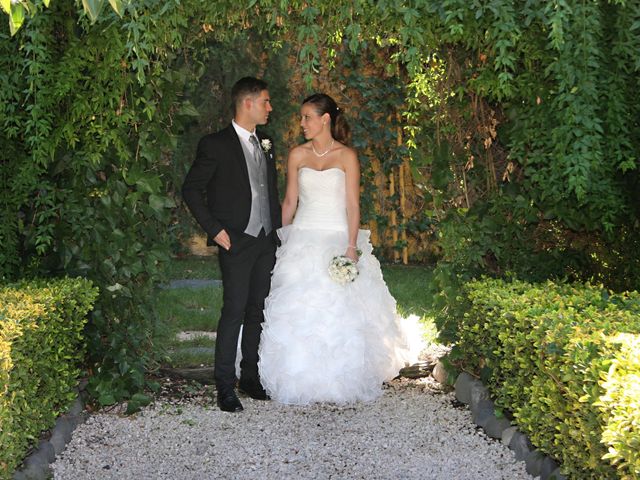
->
[1,0,639,435]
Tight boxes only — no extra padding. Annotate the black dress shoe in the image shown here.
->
[238,379,269,400]
[217,390,243,412]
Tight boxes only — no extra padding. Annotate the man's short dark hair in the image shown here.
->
[231,77,268,113]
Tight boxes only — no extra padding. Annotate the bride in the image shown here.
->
[258,93,409,405]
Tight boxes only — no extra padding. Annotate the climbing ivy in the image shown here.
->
[0,1,205,402]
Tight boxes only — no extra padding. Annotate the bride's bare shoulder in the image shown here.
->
[336,143,358,165]
[289,143,312,159]
[286,144,309,171]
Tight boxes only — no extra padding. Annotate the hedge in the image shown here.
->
[0,277,98,478]
[454,278,640,479]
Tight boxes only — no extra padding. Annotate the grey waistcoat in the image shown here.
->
[241,138,272,237]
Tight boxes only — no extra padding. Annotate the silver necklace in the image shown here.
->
[311,139,335,157]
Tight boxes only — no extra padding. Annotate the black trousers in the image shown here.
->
[214,229,276,392]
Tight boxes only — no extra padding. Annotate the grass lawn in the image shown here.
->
[153,256,222,367]
[382,264,439,344]
[163,255,221,280]
[153,285,222,367]
[382,264,436,316]
[154,256,438,368]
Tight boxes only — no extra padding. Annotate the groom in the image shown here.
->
[182,77,281,412]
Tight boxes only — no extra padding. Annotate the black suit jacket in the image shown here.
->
[182,124,281,246]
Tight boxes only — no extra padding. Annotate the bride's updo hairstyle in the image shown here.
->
[302,93,351,144]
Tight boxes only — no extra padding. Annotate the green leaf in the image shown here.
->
[1,0,10,15]
[147,381,161,393]
[118,359,130,375]
[135,175,161,193]
[108,0,123,17]
[9,2,25,36]
[125,400,141,415]
[149,194,165,212]
[98,393,117,406]
[82,0,105,23]
[131,393,152,406]
[177,101,200,117]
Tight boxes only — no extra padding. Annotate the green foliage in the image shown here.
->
[500,1,638,233]
[340,46,414,253]
[432,190,640,302]
[596,334,640,478]
[0,277,98,477]
[0,0,199,404]
[454,278,640,479]
[421,1,640,298]
[3,0,639,234]
[1,0,123,35]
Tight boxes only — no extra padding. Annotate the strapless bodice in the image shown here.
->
[293,167,347,230]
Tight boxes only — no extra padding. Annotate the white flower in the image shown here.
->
[328,255,359,285]
[261,139,272,152]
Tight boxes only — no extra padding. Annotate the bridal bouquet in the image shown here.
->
[328,255,359,285]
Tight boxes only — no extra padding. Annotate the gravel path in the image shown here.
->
[51,378,533,480]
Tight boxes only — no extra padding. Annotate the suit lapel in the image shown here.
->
[223,125,250,189]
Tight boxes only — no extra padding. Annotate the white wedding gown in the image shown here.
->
[258,167,410,405]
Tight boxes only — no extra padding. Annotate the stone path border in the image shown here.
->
[13,386,89,480]
[450,370,567,480]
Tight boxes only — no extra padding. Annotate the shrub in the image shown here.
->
[454,278,640,479]
[0,277,98,478]
[597,334,640,478]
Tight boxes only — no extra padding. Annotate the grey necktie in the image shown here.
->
[249,135,264,165]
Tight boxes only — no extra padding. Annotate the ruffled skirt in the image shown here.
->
[258,225,410,405]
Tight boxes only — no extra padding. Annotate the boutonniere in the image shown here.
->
[261,139,272,153]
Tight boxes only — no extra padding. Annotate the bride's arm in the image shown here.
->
[281,148,302,226]
[344,148,361,261]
